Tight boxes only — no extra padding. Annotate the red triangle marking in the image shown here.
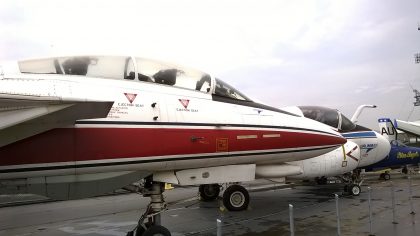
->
[178,99,190,109]
[124,93,137,104]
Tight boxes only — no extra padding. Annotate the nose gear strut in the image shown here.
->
[127,178,171,236]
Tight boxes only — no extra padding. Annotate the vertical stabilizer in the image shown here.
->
[378,118,397,141]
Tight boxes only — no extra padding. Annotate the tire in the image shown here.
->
[142,225,171,236]
[135,227,145,236]
[402,167,408,174]
[223,185,250,211]
[349,184,361,196]
[127,231,134,236]
[383,173,391,181]
[135,222,151,236]
[199,184,220,201]
[315,177,327,185]
[379,173,385,180]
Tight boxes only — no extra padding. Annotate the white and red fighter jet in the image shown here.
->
[0,55,346,235]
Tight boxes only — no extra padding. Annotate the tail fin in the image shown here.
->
[378,118,397,141]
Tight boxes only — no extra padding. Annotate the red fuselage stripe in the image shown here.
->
[0,127,343,166]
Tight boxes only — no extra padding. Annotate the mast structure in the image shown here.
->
[414,89,420,106]
[414,24,420,106]
[416,22,420,63]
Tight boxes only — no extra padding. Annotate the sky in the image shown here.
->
[1,0,420,130]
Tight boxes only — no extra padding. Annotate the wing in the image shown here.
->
[0,95,113,147]
[395,119,420,138]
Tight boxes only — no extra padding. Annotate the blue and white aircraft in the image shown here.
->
[283,106,390,195]
[364,118,420,180]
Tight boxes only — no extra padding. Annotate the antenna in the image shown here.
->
[417,23,420,63]
[413,24,420,108]
[351,104,377,124]
[414,89,420,106]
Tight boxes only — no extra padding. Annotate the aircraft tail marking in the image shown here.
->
[378,118,397,141]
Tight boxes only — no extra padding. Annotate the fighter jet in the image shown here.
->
[282,106,390,196]
[364,118,420,180]
[0,55,346,236]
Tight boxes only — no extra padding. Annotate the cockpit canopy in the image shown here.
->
[18,55,251,102]
[299,106,356,132]
[390,140,408,147]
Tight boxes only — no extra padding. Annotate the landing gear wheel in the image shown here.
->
[129,179,171,236]
[142,225,171,236]
[199,184,220,201]
[379,173,385,180]
[383,173,391,181]
[135,222,151,236]
[348,184,361,196]
[402,167,408,174]
[223,185,249,211]
[315,177,328,185]
[134,226,145,236]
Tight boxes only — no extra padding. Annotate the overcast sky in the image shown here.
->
[1,0,420,130]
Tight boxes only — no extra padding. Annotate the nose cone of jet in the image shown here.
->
[273,114,347,162]
[280,106,346,147]
[297,116,347,147]
[357,131,391,168]
[375,132,391,163]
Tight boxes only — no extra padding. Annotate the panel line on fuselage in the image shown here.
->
[0,145,339,174]
[75,120,341,137]
[342,131,377,139]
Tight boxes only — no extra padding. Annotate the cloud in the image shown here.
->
[1,0,419,130]
[0,1,361,69]
[354,86,371,94]
[374,83,408,95]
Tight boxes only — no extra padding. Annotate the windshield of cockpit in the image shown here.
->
[135,58,211,92]
[299,106,356,131]
[300,106,339,128]
[18,56,213,93]
[340,113,356,131]
[391,140,408,147]
[214,79,251,101]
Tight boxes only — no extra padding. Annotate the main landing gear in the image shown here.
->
[341,169,363,196]
[127,178,171,236]
[198,184,250,211]
[315,176,328,185]
[199,184,220,201]
[379,171,391,181]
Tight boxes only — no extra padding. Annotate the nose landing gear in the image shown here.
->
[342,169,363,196]
[127,180,171,236]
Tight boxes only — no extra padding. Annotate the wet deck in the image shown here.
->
[1,174,420,236]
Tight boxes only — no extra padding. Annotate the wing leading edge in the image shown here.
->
[0,97,113,147]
